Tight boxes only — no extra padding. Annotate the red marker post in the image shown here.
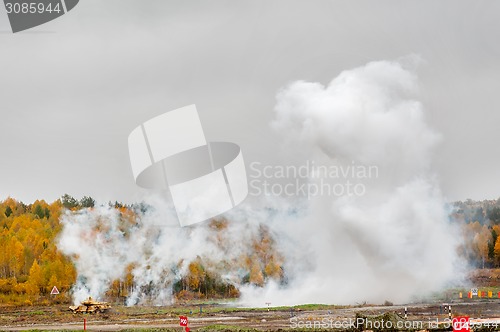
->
[452,316,470,332]
[180,315,189,332]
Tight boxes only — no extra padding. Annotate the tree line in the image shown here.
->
[0,197,76,305]
[3,194,499,305]
[0,195,284,305]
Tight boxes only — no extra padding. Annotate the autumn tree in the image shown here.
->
[27,260,42,295]
[494,238,500,267]
[249,257,264,286]
[475,225,491,268]
[187,261,205,292]
[264,260,282,280]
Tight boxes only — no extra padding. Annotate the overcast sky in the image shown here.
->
[0,0,499,204]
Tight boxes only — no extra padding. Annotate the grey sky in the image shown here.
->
[0,0,499,204]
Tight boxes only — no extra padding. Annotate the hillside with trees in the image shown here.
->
[0,196,284,305]
[1,195,500,305]
[0,198,75,305]
[452,198,500,268]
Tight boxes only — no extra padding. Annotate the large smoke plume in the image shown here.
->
[58,196,273,305]
[58,57,463,306]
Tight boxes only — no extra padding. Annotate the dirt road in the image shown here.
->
[3,300,500,331]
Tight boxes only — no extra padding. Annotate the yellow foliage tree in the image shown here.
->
[27,260,42,295]
[249,259,264,286]
[187,261,205,291]
[473,224,491,268]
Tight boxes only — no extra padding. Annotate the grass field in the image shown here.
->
[3,270,500,332]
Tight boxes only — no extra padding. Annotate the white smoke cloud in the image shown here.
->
[58,207,134,304]
[239,57,463,305]
[57,194,273,305]
[58,57,464,307]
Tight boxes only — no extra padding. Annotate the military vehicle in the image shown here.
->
[69,297,111,313]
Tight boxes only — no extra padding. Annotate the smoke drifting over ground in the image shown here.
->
[240,57,461,305]
[58,58,463,306]
[58,196,273,305]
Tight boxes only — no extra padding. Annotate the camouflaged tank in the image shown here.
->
[69,297,111,313]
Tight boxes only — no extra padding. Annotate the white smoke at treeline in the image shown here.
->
[58,56,464,306]
[57,196,274,305]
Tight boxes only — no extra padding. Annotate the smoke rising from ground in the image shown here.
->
[58,194,285,305]
[239,57,461,305]
[58,57,463,306]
